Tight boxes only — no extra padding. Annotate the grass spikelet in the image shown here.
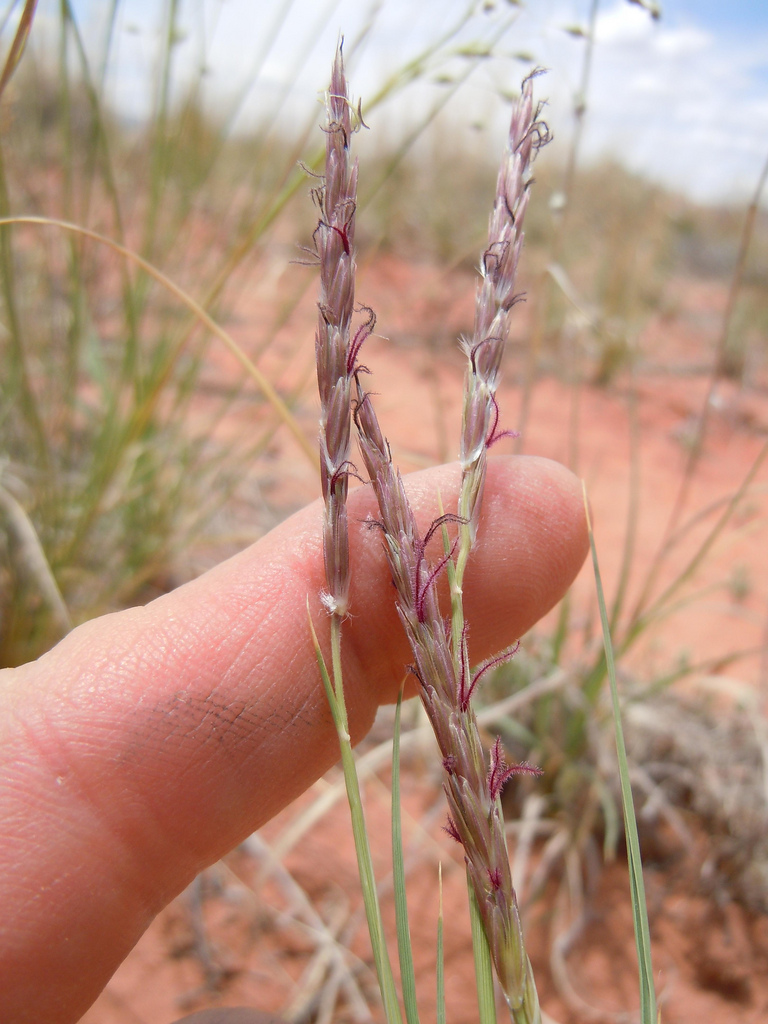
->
[350,77,548,1021]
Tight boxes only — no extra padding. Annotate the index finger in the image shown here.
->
[0,454,587,1024]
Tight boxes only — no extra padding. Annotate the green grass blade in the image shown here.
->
[468,877,498,1024]
[0,0,38,99]
[0,216,318,470]
[392,690,420,1024]
[609,374,640,633]
[437,864,446,1024]
[583,484,657,1024]
[335,729,404,1024]
[306,603,342,732]
[627,439,768,650]
[307,609,403,1024]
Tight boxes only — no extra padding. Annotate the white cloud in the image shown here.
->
[653,25,710,57]
[550,1,768,202]
[595,3,654,46]
[29,0,768,205]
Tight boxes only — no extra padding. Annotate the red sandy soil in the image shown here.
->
[80,253,768,1024]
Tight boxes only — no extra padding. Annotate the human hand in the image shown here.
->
[0,455,587,1024]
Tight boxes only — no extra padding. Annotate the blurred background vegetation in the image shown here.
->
[3,0,766,665]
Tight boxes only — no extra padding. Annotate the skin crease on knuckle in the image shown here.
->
[0,453,587,1024]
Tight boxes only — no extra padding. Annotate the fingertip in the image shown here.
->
[0,453,589,1024]
[490,454,589,580]
[456,454,589,659]
[340,454,589,707]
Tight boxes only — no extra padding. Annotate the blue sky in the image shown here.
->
[542,0,768,200]
[674,0,768,36]
[31,0,768,204]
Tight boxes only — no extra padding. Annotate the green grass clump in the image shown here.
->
[0,0,521,666]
